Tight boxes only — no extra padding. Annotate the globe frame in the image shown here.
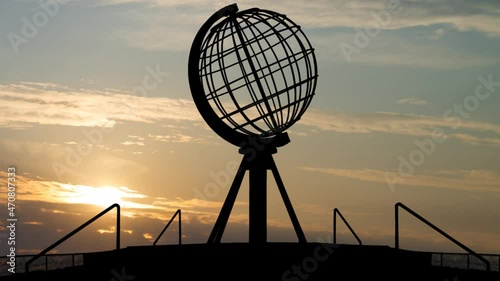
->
[188,4,318,148]
[188,4,320,244]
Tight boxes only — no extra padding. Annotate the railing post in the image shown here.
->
[467,254,471,270]
[395,203,399,249]
[178,210,182,245]
[25,203,120,273]
[116,204,120,250]
[154,209,182,246]
[46,256,48,271]
[395,202,490,271]
[332,208,362,245]
[72,254,75,267]
[333,209,337,244]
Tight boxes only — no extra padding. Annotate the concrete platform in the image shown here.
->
[2,243,499,281]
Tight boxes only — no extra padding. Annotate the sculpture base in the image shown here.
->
[8,243,497,281]
[208,146,306,244]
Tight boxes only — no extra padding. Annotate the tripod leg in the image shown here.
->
[249,159,267,244]
[207,158,247,244]
[269,157,307,243]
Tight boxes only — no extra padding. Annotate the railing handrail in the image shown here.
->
[153,209,182,246]
[426,251,500,257]
[0,252,89,259]
[333,208,362,245]
[25,203,120,273]
[395,202,490,271]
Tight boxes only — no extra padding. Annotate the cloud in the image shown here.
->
[286,0,500,37]
[148,133,218,144]
[0,140,68,165]
[127,135,145,141]
[2,170,499,254]
[350,42,497,69]
[94,0,500,33]
[121,141,145,146]
[319,32,499,68]
[0,82,200,129]
[430,27,448,40]
[0,171,153,209]
[0,171,237,222]
[90,0,500,54]
[397,97,430,106]
[41,208,81,216]
[297,203,333,216]
[452,133,500,147]
[86,0,500,69]
[24,221,43,225]
[299,110,500,147]
[2,82,499,149]
[152,197,246,210]
[97,226,116,234]
[301,167,500,193]
[61,185,151,209]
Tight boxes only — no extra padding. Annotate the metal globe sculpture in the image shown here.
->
[189,4,318,148]
[189,4,318,244]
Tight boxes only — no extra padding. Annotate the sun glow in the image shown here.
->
[61,184,149,208]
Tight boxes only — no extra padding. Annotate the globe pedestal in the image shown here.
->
[208,141,307,244]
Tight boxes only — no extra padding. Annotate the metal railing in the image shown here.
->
[25,203,120,273]
[333,208,362,245]
[0,253,85,275]
[430,251,500,272]
[31,253,81,272]
[395,202,490,271]
[153,209,182,246]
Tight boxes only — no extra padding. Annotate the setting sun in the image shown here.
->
[62,184,147,208]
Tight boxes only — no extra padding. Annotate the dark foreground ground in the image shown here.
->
[1,243,499,281]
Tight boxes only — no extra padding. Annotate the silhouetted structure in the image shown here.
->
[188,3,318,244]
[3,4,499,281]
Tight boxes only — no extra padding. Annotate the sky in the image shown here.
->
[0,0,499,258]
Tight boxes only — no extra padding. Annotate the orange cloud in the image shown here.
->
[301,110,500,136]
[97,227,116,234]
[24,221,43,225]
